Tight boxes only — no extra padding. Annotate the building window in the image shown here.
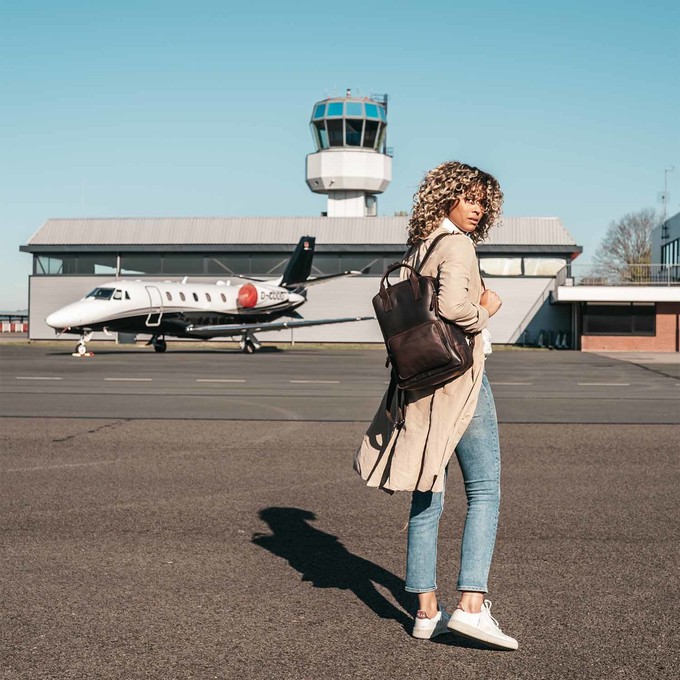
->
[327,119,344,147]
[582,302,656,336]
[120,255,162,275]
[363,120,379,148]
[480,258,523,276]
[312,120,329,149]
[35,255,77,275]
[34,253,116,276]
[76,254,117,274]
[661,238,679,266]
[345,118,362,146]
[326,101,343,116]
[162,255,205,275]
[364,103,379,119]
[523,258,566,276]
[250,255,288,276]
[345,102,363,117]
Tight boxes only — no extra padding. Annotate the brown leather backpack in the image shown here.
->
[373,233,475,423]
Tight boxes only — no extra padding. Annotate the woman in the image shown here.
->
[354,161,517,650]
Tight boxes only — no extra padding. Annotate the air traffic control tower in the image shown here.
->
[306,91,392,217]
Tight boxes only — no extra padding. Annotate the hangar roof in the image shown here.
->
[24,216,579,248]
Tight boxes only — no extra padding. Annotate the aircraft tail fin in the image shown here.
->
[280,236,315,288]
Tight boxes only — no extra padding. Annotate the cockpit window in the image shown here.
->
[113,290,123,300]
[85,287,115,300]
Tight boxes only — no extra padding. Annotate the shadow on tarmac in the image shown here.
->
[252,507,413,628]
[252,507,511,650]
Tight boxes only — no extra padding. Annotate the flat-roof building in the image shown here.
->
[21,215,582,344]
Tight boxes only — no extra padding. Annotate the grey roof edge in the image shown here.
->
[24,215,580,248]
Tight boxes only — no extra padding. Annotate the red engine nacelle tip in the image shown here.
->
[237,283,258,308]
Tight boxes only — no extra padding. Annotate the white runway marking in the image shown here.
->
[577,382,631,386]
[196,379,246,383]
[104,377,153,382]
[6,460,117,473]
[15,376,63,380]
[491,382,533,386]
[289,380,340,384]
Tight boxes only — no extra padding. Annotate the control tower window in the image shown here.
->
[345,118,363,146]
[313,121,329,149]
[313,103,326,118]
[326,101,343,116]
[363,120,379,148]
[376,124,387,151]
[378,106,386,121]
[364,103,379,119]
[345,102,363,117]
[327,119,344,147]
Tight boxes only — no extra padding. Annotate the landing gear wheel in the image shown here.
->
[243,340,256,354]
[153,338,167,353]
[75,343,87,356]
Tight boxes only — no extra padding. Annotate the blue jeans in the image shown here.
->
[405,373,500,593]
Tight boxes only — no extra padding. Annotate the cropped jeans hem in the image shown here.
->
[404,585,437,594]
[457,586,488,593]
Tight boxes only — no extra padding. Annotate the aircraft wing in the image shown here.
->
[184,315,374,337]
[285,270,363,288]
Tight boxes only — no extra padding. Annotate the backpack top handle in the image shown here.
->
[378,262,421,312]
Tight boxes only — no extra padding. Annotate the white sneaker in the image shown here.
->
[447,600,518,650]
[412,607,451,640]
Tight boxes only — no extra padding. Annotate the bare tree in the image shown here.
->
[592,208,658,282]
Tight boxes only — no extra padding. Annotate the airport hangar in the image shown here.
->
[21,214,582,347]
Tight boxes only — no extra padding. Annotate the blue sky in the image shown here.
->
[1,0,678,309]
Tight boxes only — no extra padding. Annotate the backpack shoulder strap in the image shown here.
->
[416,232,453,273]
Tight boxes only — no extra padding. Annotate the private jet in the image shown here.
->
[45,236,373,354]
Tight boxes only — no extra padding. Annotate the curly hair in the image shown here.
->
[407,161,503,245]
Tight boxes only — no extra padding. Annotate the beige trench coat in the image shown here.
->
[354,226,490,493]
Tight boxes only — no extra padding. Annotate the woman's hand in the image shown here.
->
[480,289,502,317]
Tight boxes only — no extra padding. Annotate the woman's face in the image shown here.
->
[448,195,486,233]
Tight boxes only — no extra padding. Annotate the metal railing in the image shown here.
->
[560,264,680,286]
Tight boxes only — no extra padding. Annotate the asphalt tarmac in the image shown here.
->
[1,343,679,423]
[1,344,679,679]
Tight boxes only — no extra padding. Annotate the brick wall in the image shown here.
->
[581,302,680,352]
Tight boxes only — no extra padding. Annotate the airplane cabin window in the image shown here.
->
[205,292,211,302]
[179,292,186,302]
[113,290,123,300]
[165,291,173,301]
[192,292,199,302]
[220,293,226,302]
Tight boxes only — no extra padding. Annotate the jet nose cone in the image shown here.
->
[46,308,75,330]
